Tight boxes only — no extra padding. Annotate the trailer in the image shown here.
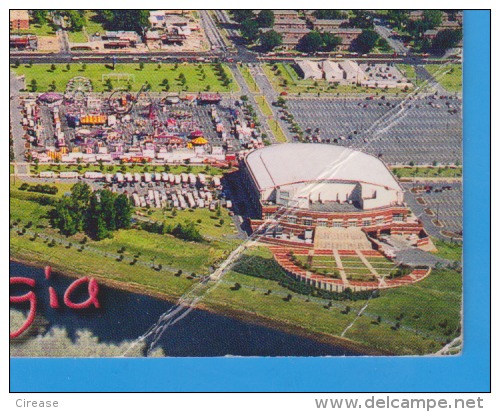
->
[134,173,141,183]
[181,173,188,184]
[39,171,55,178]
[140,196,147,208]
[168,173,175,183]
[105,173,113,183]
[132,193,141,207]
[197,199,205,208]
[186,192,196,208]
[188,173,196,185]
[212,176,221,188]
[161,172,169,182]
[154,173,162,182]
[225,200,233,209]
[116,172,124,183]
[174,174,181,185]
[197,173,206,186]
[59,171,79,179]
[125,172,133,182]
[84,171,104,180]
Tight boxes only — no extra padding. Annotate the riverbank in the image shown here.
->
[10,254,385,356]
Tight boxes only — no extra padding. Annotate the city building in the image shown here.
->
[10,10,29,31]
[312,19,349,31]
[296,60,322,80]
[321,60,344,82]
[240,143,431,249]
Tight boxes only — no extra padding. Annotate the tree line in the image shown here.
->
[50,182,132,240]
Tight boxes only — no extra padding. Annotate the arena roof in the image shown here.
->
[245,144,402,192]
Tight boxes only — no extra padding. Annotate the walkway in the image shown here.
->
[332,249,349,285]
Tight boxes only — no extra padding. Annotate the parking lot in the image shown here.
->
[403,182,462,240]
[286,95,462,165]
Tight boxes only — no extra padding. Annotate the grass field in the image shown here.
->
[432,238,462,261]
[205,247,462,355]
[238,64,260,93]
[12,23,56,37]
[31,163,228,177]
[426,64,463,93]
[10,180,241,298]
[396,64,427,89]
[10,179,462,355]
[67,30,88,43]
[11,63,238,93]
[391,166,462,178]
[263,63,410,95]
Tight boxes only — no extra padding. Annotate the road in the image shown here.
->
[373,21,409,55]
[199,10,227,53]
[10,71,30,175]
[251,64,293,141]
[230,63,278,143]
[414,65,449,95]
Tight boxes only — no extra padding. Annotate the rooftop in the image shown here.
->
[245,143,401,192]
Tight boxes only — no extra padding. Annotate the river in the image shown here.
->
[9,261,363,357]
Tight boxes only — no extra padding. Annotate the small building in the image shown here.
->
[339,60,366,83]
[296,60,322,80]
[274,18,308,29]
[423,29,439,40]
[331,28,362,51]
[321,60,344,82]
[274,27,310,49]
[312,19,349,31]
[272,10,299,20]
[10,10,29,31]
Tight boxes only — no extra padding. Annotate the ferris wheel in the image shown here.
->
[65,76,93,94]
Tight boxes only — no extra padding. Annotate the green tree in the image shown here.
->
[114,194,132,229]
[432,29,462,52]
[260,30,282,52]
[50,63,56,71]
[256,10,274,28]
[32,10,48,25]
[423,10,443,30]
[99,10,150,34]
[240,18,259,41]
[354,29,380,54]
[313,10,348,20]
[297,31,323,53]
[321,32,342,51]
[231,10,254,23]
[30,79,38,92]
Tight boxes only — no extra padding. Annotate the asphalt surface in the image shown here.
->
[403,182,462,240]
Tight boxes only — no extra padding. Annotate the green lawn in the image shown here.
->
[10,179,462,355]
[142,207,239,240]
[10,181,242,298]
[31,163,228,177]
[238,64,260,93]
[206,247,462,355]
[12,23,56,37]
[263,63,411,95]
[426,64,463,93]
[432,238,462,261]
[83,10,106,37]
[11,63,239,93]
[392,166,462,178]
[396,64,427,89]
[67,30,88,43]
